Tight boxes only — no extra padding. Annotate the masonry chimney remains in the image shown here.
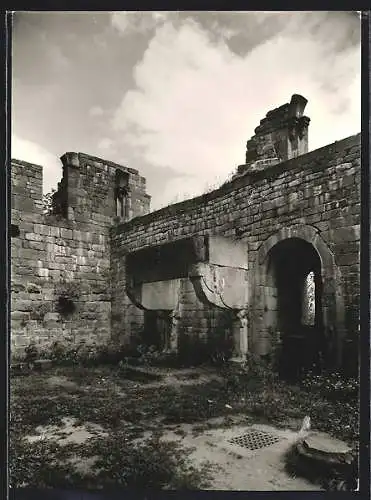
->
[239,94,310,175]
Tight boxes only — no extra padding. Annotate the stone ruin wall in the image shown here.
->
[244,94,310,168]
[10,94,361,370]
[10,154,149,356]
[111,133,361,365]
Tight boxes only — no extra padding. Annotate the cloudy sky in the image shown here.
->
[12,11,361,211]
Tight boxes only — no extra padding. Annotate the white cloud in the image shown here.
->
[11,135,62,194]
[97,137,114,150]
[112,15,360,209]
[111,11,168,36]
[150,170,239,210]
[150,175,205,210]
[89,105,104,117]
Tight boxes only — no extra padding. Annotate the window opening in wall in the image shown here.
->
[115,170,129,220]
[116,196,123,218]
[120,193,125,218]
[115,188,128,219]
[302,270,316,326]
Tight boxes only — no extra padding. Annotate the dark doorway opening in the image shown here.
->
[266,238,325,379]
[143,310,171,351]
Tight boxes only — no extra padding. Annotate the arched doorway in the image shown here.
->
[251,224,345,378]
[265,238,325,378]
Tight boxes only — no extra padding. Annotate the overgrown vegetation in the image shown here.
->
[84,434,211,490]
[219,360,359,444]
[300,370,359,402]
[29,302,52,323]
[15,336,233,369]
[10,364,215,489]
[10,341,359,489]
[54,281,80,317]
[14,340,131,367]
[10,431,211,490]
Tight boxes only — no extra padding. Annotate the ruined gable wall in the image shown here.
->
[111,134,361,359]
[10,155,149,356]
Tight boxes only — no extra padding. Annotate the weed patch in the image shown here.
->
[10,430,211,489]
[10,362,359,489]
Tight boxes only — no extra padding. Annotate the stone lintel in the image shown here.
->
[141,279,181,310]
[127,278,182,311]
[125,236,249,310]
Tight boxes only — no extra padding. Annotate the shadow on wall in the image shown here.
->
[138,308,234,366]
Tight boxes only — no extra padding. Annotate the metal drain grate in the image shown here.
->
[228,429,281,450]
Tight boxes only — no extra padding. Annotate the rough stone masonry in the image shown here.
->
[10,95,360,375]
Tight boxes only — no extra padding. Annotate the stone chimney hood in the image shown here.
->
[289,94,308,118]
[126,235,248,310]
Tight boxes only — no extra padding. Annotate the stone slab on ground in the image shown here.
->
[305,433,351,454]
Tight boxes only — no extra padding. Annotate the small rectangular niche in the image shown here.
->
[10,224,20,237]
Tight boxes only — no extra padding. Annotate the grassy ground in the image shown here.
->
[10,362,359,489]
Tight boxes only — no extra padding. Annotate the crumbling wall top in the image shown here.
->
[61,152,139,176]
[239,94,311,175]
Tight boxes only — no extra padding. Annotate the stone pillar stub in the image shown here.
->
[230,308,249,363]
[168,307,181,353]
